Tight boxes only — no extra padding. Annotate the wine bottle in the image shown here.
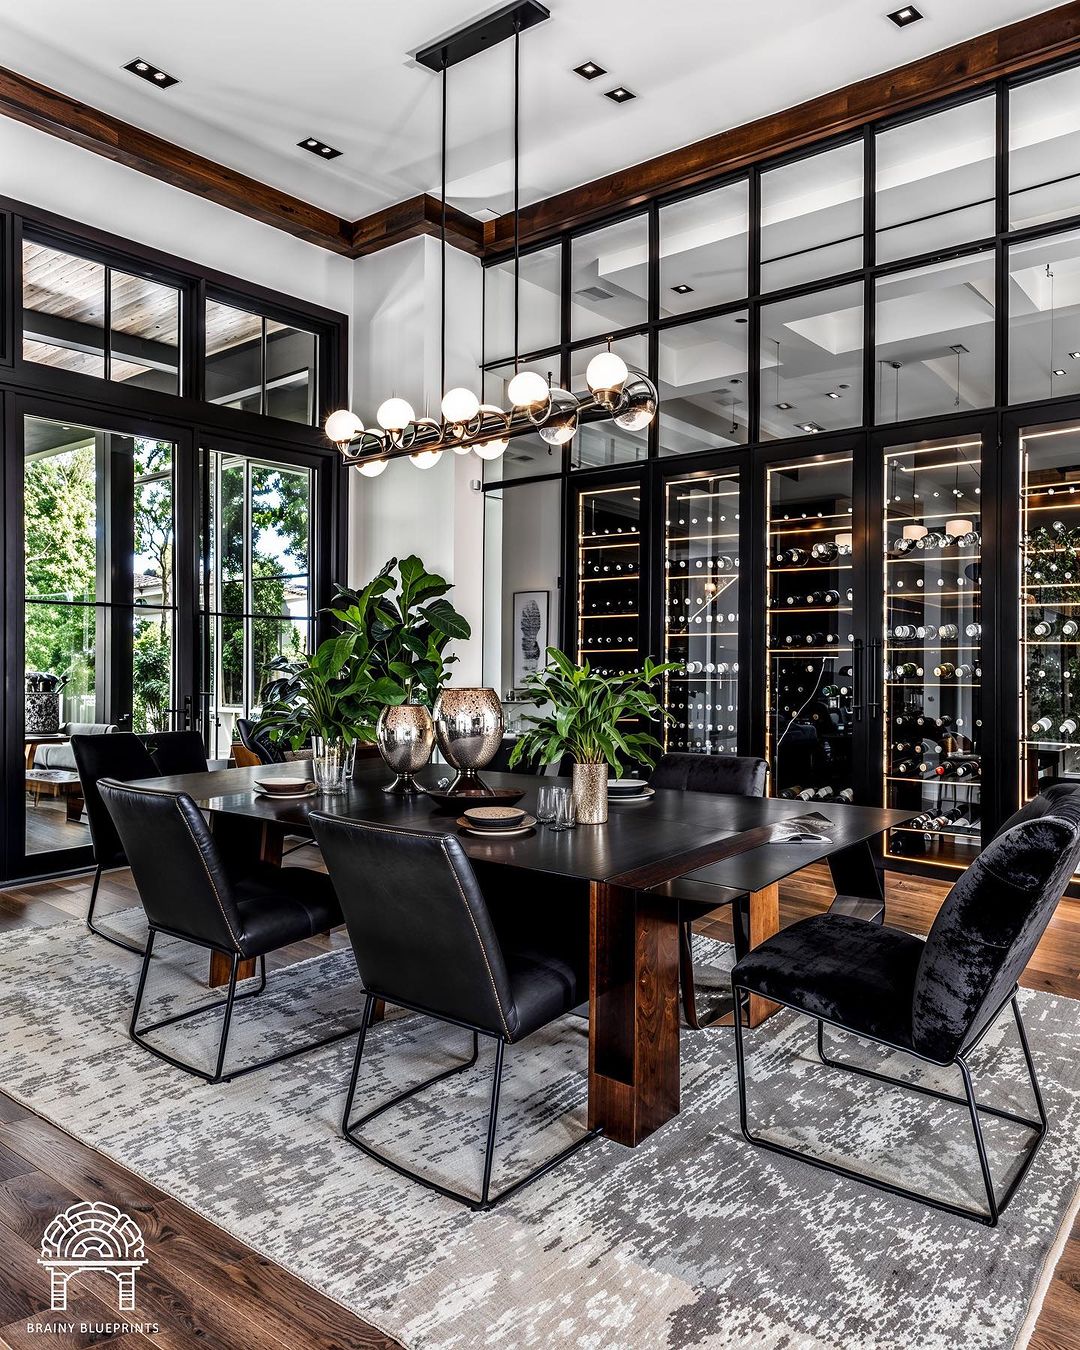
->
[965,622,982,638]
[1033,618,1056,637]
[1064,620,1080,637]
[954,664,976,679]
[775,548,808,567]
[933,662,955,678]
[894,662,924,679]
[937,624,959,640]
[811,541,838,563]
[1061,717,1079,737]
[836,787,855,803]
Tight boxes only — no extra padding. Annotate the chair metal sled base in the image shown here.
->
[129,927,360,1084]
[732,987,1046,1227]
[341,993,600,1211]
[86,864,147,956]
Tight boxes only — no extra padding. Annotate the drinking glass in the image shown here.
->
[313,740,347,794]
[552,786,576,831]
[536,785,557,824]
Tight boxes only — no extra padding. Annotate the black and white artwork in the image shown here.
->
[513,590,548,688]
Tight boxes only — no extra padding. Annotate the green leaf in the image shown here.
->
[424,597,471,641]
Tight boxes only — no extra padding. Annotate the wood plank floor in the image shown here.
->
[0,863,1077,1350]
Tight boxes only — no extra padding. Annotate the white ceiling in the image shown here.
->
[0,0,1059,221]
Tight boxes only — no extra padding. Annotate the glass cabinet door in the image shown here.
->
[766,452,857,803]
[1020,419,1080,801]
[882,435,984,868]
[663,469,740,753]
[576,485,642,676]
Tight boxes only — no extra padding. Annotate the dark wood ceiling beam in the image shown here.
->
[348,194,485,257]
[0,64,355,255]
[485,0,1080,253]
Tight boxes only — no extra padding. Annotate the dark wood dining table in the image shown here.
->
[135,759,914,1148]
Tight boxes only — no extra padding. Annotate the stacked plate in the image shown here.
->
[608,778,655,802]
[457,805,536,837]
[254,775,318,800]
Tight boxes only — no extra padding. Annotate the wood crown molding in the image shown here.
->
[1,1,1079,263]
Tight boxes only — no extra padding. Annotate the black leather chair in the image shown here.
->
[145,730,209,776]
[98,779,351,1084]
[648,753,769,1028]
[730,812,1080,1225]
[310,813,598,1211]
[235,718,284,765]
[70,733,158,955]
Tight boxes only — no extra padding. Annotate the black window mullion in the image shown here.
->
[995,78,1010,411]
[748,166,761,444]
[647,200,659,459]
[863,125,876,430]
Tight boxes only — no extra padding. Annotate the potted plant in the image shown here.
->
[509,648,680,823]
[258,634,401,793]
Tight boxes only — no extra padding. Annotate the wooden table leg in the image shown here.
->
[588,881,680,1147]
[744,882,780,1027]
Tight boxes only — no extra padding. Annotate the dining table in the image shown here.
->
[134,758,914,1147]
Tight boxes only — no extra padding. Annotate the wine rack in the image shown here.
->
[663,470,740,753]
[766,453,857,804]
[577,484,642,677]
[883,437,983,868]
[1020,421,1080,801]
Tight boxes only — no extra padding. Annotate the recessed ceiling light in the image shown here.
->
[604,86,636,104]
[735,316,748,324]
[775,402,793,411]
[797,422,825,434]
[124,58,178,89]
[298,137,342,161]
[1070,352,1080,360]
[887,6,923,27]
[1054,368,1068,377]
[573,61,606,80]
[826,391,842,399]
[671,283,694,295]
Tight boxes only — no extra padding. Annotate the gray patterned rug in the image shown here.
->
[1,908,1078,1350]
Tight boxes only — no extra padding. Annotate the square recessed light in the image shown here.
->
[1070,351,1080,359]
[299,137,342,161]
[826,391,842,399]
[124,58,179,89]
[775,402,794,411]
[604,86,636,104]
[1054,368,1068,377]
[671,283,694,295]
[887,5,923,26]
[573,60,606,80]
[796,421,825,434]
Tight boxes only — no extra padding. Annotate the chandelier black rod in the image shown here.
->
[513,17,521,374]
[440,54,448,397]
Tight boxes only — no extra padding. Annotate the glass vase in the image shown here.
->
[313,738,347,795]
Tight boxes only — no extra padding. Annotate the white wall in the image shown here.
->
[0,118,353,311]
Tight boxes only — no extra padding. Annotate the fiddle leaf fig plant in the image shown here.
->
[258,633,400,750]
[509,647,681,774]
[330,555,471,708]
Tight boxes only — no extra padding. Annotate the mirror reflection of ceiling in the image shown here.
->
[0,1,1059,218]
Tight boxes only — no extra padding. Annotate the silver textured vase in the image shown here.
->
[376,703,435,795]
[433,687,504,794]
[572,762,608,824]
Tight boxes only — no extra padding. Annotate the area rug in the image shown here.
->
[0,909,1078,1350]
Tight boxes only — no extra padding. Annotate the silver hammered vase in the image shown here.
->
[376,703,435,795]
[432,688,504,794]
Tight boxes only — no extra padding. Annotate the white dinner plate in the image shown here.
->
[254,786,318,800]
[609,786,655,801]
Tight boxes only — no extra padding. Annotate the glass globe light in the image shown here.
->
[539,388,579,445]
[410,448,443,469]
[614,395,657,430]
[473,439,508,460]
[586,350,629,396]
[324,409,363,444]
[357,458,389,478]
[376,397,416,431]
[440,387,480,423]
[507,370,549,408]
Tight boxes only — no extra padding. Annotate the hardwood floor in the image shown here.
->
[0,863,1077,1349]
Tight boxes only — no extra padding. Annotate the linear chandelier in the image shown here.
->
[324,0,657,476]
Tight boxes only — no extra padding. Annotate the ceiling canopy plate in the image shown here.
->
[415,0,550,73]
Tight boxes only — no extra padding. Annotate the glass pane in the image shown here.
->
[266,319,317,424]
[482,482,562,704]
[1008,227,1080,405]
[250,463,311,620]
[110,269,180,394]
[254,618,309,704]
[875,98,996,264]
[218,459,246,592]
[484,244,561,360]
[766,452,856,802]
[883,435,983,870]
[132,609,173,734]
[759,283,863,441]
[570,214,648,341]
[761,141,863,292]
[134,438,175,609]
[570,335,649,469]
[24,422,98,605]
[664,470,741,754]
[1010,66,1080,230]
[206,300,263,412]
[658,314,749,454]
[218,612,246,707]
[480,358,563,483]
[659,181,748,316]
[875,251,996,423]
[22,240,106,377]
[1019,421,1080,805]
[578,485,642,680]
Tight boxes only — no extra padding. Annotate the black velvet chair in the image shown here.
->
[648,753,769,1027]
[70,733,158,955]
[144,729,209,776]
[99,779,351,1084]
[310,813,598,1211]
[730,812,1080,1225]
[235,718,284,765]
